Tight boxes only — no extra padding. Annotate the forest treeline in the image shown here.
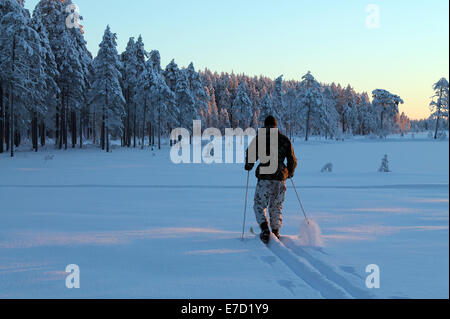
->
[1,0,448,157]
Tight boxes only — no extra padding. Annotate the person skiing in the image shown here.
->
[245,115,298,244]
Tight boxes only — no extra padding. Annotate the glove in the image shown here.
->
[288,172,294,179]
[245,163,254,171]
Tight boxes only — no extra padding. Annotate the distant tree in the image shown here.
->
[297,72,323,141]
[321,87,339,139]
[372,89,404,137]
[219,108,231,133]
[137,60,175,149]
[231,81,253,128]
[379,154,391,173]
[205,85,219,128]
[258,93,274,125]
[175,69,197,132]
[186,62,208,126]
[429,78,449,139]
[272,75,285,128]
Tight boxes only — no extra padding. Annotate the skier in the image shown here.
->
[245,115,298,244]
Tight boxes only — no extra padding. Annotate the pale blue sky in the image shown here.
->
[25,0,449,119]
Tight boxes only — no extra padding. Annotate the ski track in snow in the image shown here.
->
[280,236,376,299]
[254,234,376,299]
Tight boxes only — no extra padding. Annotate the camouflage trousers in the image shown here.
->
[254,180,287,230]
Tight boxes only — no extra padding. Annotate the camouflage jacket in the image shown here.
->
[245,131,298,181]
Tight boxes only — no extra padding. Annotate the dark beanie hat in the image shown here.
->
[264,115,278,128]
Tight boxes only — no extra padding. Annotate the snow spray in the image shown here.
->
[297,218,325,247]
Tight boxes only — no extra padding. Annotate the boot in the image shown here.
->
[260,222,270,244]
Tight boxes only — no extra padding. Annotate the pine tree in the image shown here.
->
[322,87,339,139]
[272,75,285,128]
[430,78,449,139]
[297,72,323,141]
[205,86,219,128]
[175,69,197,132]
[258,93,274,125]
[163,59,179,93]
[231,81,253,128]
[219,108,231,132]
[372,89,404,137]
[379,154,390,173]
[30,5,60,150]
[0,0,44,156]
[137,60,174,149]
[34,0,91,150]
[186,62,208,126]
[283,86,298,139]
[89,26,125,152]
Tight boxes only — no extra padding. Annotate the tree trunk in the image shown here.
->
[101,113,105,150]
[93,107,97,145]
[40,121,45,147]
[80,111,83,149]
[14,130,20,148]
[5,93,9,152]
[133,104,137,148]
[56,102,60,147]
[9,83,14,157]
[58,92,63,149]
[141,100,147,150]
[158,105,161,150]
[305,104,311,142]
[64,96,68,150]
[71,110,77,148]
[32,111,38,152]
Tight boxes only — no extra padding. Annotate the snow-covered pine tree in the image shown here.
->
[379,154,390,173]
[133,35,148,146]
[186,63,208,126]
[120,35,148,147]
[33,0,91,150]
[120,37,137,147]
[65,0,92,149]
[283,86,299,139]
[359,92,377,136]
[137,59,175,149]
[205,86,219,128]
[30,5,60,150]
[429,78,449,139]
[152,69,175,149]
[163,59,179,93]
[341,85,357,134]
[272,75,285,129]
[297,72,324,141]
[231,81,253,128]
[0,0,45,156]
[258,93,274,125]
[372,89,404,137]
[89,25,125,152]
[321,86,339,139]
[175,69,197,133]
[219,108,231,133]
[149,50,162,73]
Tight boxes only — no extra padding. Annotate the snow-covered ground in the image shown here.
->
[0,133,448,299]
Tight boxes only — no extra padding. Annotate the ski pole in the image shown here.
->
[290,178,310,224]
[241,171,250,240]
